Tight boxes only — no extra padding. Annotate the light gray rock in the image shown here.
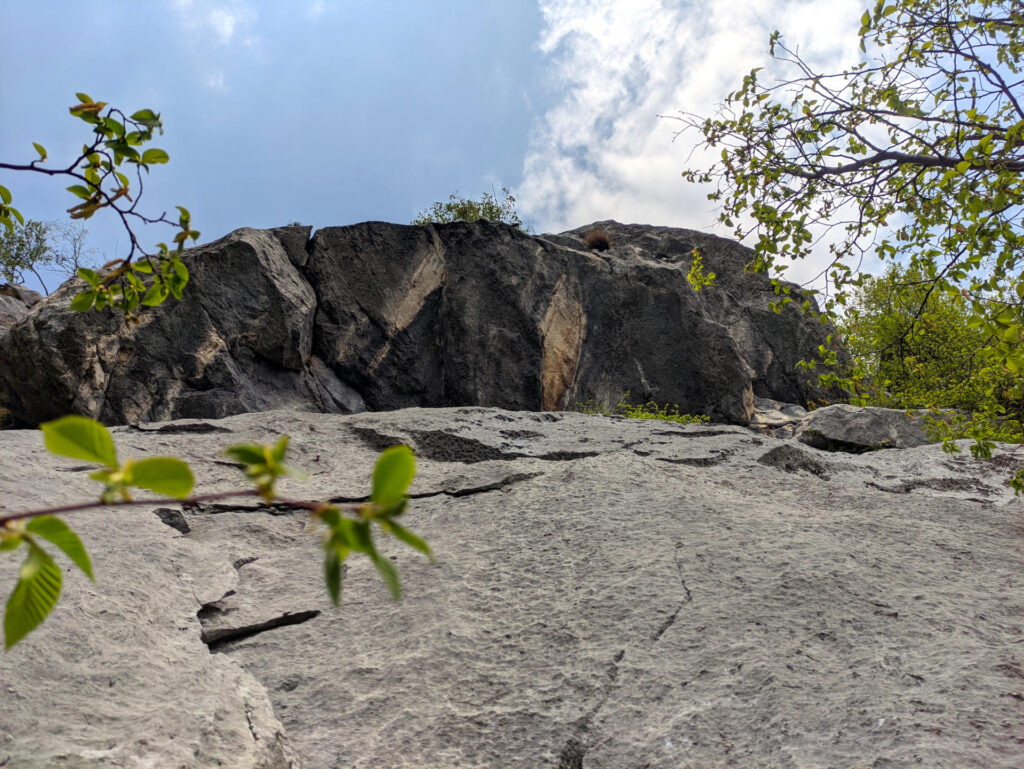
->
[749,395,810,437]
[0,284,41,331]
[1,407,1021,768]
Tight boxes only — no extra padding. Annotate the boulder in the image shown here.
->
[0,228,365,426]
[1,407,1021,768]
[0,221,836,427]
[795,403,934,452]
[0,283,41,331]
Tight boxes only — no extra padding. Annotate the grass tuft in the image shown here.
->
[574,391,709,425]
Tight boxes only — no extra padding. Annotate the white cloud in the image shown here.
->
[170,0,257,46]
[520,0,864,287]
[308,0,329,18]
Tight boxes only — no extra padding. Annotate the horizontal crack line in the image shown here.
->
[203,610,321,651]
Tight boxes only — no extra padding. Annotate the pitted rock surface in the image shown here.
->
[0,221,836,426]
[1,407,1022,768]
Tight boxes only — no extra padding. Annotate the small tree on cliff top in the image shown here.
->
[676,0,1024,470]
[413,186,530,232]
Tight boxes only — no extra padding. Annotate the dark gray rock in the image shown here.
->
[0,221,836,427]
[796,403,933,451]
[0,228,364,425]
[1,407,1021,768]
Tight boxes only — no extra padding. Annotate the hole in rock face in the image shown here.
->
[582,229,611,251]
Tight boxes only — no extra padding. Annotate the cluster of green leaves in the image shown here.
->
[686,248,717,291]
[0,417,429,650]
[575,391,710,425]
[835,263,1024,479]
[838,264,1024,412]
[0,94,199,319]
[676,0,1024,472]
[412,187,531,232]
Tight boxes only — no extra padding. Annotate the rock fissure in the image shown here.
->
[201,610,321,651]
[559,648,626,769]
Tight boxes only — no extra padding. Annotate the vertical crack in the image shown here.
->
[556,544,696,765]
[674,542,693,603]
[557,649,624,768]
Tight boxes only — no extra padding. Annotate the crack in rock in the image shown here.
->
[201,610,321,651]
[866,477,996,496]
[126,421,233,434]
[558,648,626,769]
[350,425,600,464]
[651,428,740,438]
[557,737,586,769]
[651,606,682,643]
[654,451,731,467]
[411,472,545,499]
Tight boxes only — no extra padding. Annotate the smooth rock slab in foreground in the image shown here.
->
[0,407,1022,768]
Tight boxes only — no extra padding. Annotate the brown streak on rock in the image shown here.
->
[539,274,586,411]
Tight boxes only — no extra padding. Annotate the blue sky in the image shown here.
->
[2,0,863,294]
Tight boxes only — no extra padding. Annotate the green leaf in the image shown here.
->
[75,92,92,104]
[386,521,434,562]
[223,444,267,466]
[128,457,194,498]
[272,435,289,464]
[370,552,402,601]
[41,416,118,468]
[371,445,415,509]
[130,108,158,123]
[32,143,47,161]
[77,267,100,286]
[5,544,62,649]
[66,185,93,200]
[0,535,22,552]
[324,548,343,606]
[0,185,11,205]
[69,290,97,312]
[141,281,168,306]
[25,517,93,580]
[132,260,154,274]
[141,148,169,164]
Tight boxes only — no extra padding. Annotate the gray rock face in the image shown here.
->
[0,221,835,426]
[1,407,1021,768]
[0,228,365,425]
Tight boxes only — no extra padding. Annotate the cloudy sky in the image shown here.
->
[2,0,865,294]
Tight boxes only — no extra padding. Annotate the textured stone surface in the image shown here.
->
[795,403,934,451]
[0,220,836,426]
[0,228,364,426]
[1,406,1022,768]
[0,284,41,331]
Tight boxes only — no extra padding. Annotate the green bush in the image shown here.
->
[412,187,530,232]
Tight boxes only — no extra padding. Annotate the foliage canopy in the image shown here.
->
[677,0,1024,472]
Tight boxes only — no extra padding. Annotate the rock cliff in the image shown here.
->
[0,221,836,427]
